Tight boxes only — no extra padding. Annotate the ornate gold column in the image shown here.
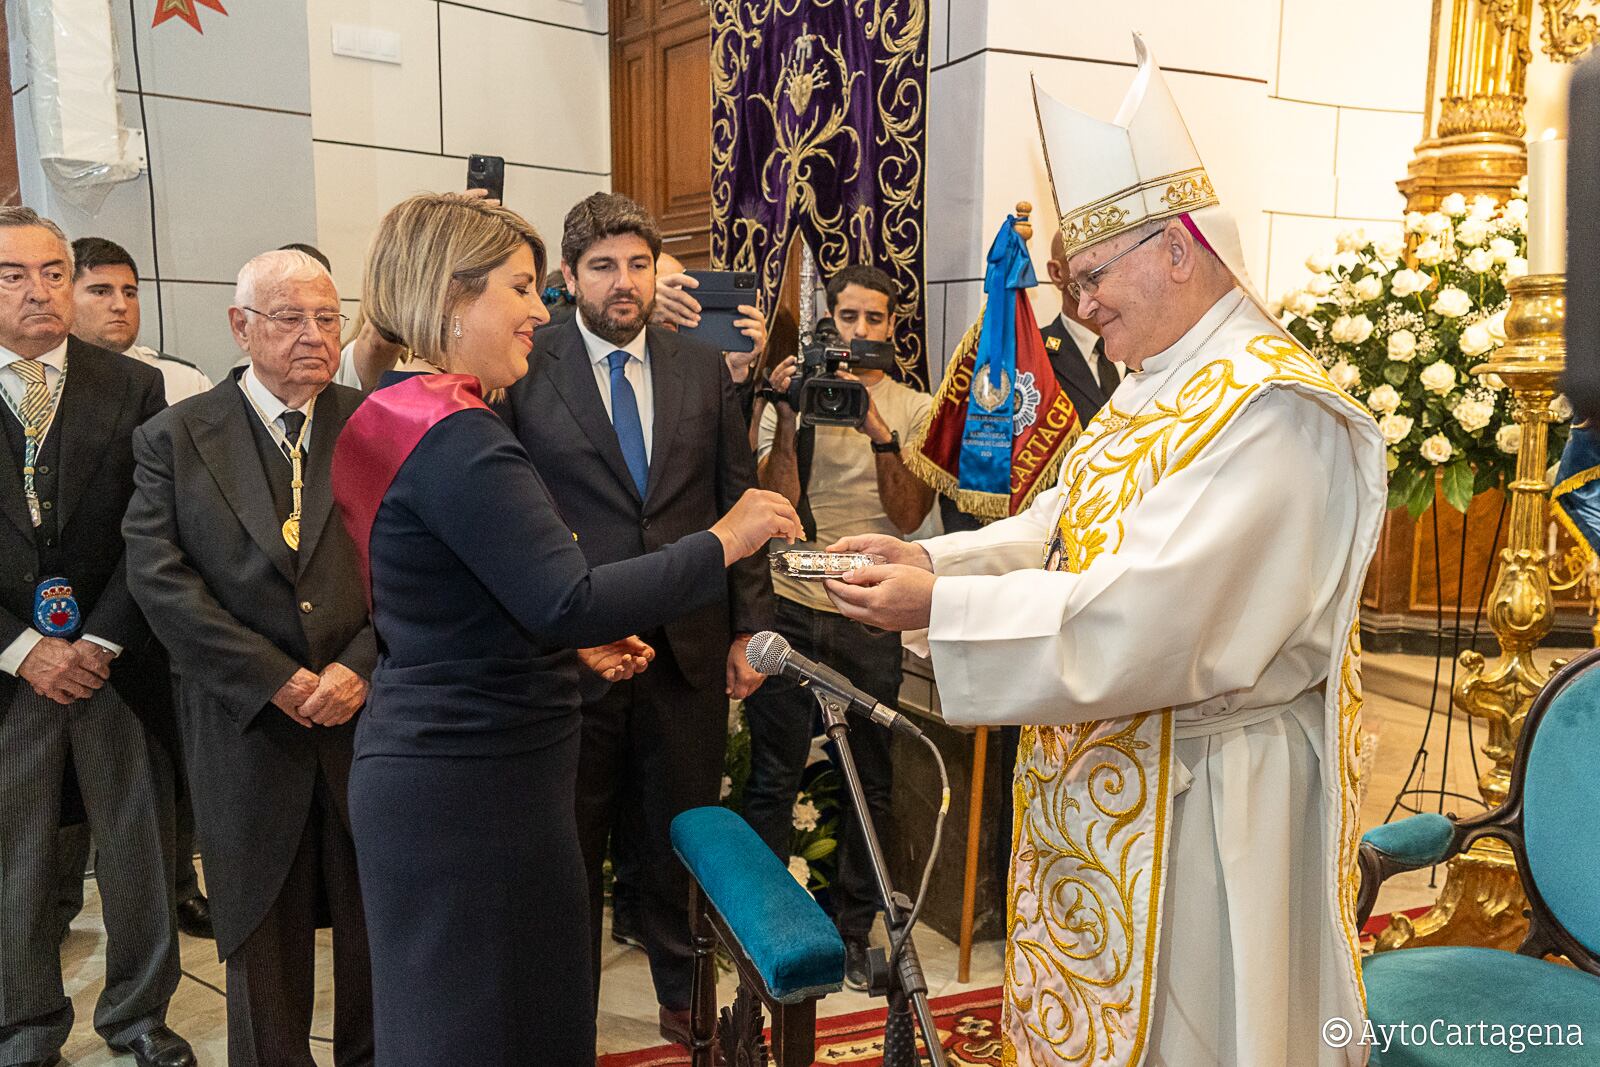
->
[1376,274,1567,952]
[1399,0,1535,211]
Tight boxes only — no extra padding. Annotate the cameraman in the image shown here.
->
[744,265,932,988]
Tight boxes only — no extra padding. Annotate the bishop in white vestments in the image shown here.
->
[828,36,1387,1067]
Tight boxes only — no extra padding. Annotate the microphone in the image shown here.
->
[745,631,925,740]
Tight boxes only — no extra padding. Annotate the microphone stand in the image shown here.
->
[812,689,947,1067]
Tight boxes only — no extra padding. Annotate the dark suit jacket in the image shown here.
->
[504,319,771,692]
[0,338,168,739]
[1566,52,1600,422]
[1039,315,1115,425]
[122,373,376,959]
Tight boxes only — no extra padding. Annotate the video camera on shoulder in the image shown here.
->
[788,319,896,428]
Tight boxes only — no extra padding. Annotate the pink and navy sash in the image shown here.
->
[332,373,489,608]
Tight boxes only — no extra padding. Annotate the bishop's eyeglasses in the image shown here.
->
[1064,229,1164,304]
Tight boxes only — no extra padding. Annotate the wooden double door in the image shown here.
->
[610,0,713,267]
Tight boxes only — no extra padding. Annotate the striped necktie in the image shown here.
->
[10,358,52,431]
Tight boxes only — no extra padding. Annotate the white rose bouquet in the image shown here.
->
[1277,195,1567,516]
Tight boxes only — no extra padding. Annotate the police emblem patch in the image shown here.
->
[33,577,82,638]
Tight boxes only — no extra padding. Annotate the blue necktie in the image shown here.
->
[607,350,649,497]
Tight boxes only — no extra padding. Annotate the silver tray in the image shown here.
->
[769,549,885,581]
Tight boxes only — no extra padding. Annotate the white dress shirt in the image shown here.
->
[240,365,315,454]
[0,340,120,674]
[1058,314,1118,389]
[126,344,213,404]
[577,314,654,463]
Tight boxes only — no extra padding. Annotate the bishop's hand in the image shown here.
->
[824,564,935,632]
[827,534,932,572]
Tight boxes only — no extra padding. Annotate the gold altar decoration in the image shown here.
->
[1540,0,1600,60]
[1401,0,1536,210]
[1376,273,1568,953]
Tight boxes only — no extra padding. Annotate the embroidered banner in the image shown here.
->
[906,217,1078,519]
[710,0,928,386]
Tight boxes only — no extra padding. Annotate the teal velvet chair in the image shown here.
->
[671,806,846,1067]
[1355,647,1600,1065]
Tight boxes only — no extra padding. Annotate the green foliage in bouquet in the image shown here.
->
[1275,191,1571,518]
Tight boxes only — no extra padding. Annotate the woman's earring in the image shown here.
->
[452,316,463,338]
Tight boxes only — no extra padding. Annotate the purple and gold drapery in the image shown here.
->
[710,0,929,386]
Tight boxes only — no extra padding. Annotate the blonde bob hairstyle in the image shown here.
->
[362,193,547,370]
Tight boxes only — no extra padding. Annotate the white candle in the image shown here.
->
[1527,136,1568,275]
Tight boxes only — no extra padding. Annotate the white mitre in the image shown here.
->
[1034,33,1279,327]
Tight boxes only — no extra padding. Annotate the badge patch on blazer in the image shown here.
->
[1045,336,1061,351]
[33,577,81,638]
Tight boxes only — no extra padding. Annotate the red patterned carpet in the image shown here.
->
[599,908,1430,1066]
[597,986,1005,1066]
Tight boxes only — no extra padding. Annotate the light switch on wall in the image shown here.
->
[331,24,402,65]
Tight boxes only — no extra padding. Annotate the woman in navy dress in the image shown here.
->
[332,193,800,1065]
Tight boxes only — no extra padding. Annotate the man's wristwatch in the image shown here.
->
[871,431,901,455]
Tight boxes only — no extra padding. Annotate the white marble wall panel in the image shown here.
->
[930,0,950,68]
[978,52,1270,286]
[1259,97,1339,217]
[307,0,442,153]
[441,0,607,35]
[925,56,986,283]
[7,0,27,91]
[312,141,462,296]
[154,280,248,382]
[111,0,312,113]
[981,0,1276,83]
[923,282,949,376]
[1275,0,1430,111]
[942,280,983,371]
[438,2,609,174]
[504,161,609,265]
[1262,210,1347,301]
[1334,106,1424,220]
[946,0,987,62]
[136,95,317,284]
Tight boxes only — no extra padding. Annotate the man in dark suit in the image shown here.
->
[1041,229,1119,424]
[504,192,772,1050]
[123,249,374,1067]
[0,207,194,1067]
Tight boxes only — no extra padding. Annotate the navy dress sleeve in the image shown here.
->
[405,408,727,648]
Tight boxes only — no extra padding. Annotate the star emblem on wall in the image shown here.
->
[152,0,229,34]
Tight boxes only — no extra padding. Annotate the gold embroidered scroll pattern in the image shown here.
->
[1047,358,1259,576]
[1335,622,1369,1011]
[1003,356,1258,1064]
[1248,333,1371,419]
[1006,713,1171,1065]
[1157,170,1217,211]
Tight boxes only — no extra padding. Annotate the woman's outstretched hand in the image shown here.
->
[712,490,803,565]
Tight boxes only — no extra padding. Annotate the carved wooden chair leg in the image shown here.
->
[687,884,719,1067]
[771,999,817,1067]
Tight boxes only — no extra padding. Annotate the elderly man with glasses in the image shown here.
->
[825,38,1389,1067]
[123,249,376,1067]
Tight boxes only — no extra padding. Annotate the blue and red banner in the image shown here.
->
[906,216,1079,520]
